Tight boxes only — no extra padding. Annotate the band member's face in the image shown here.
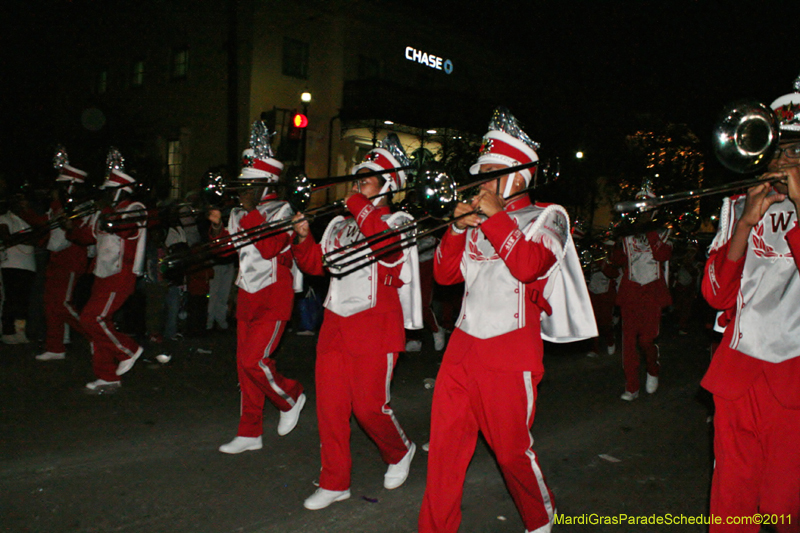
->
[352,173,382,198]
[768,141,800,194]
[478,163,514,195]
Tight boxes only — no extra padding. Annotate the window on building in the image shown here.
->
[358,55,382,79]
[97,69,108,94]
[171,47,189,80]
[131,60,145,87]
[282,37,308,79]
[167,140,182,199]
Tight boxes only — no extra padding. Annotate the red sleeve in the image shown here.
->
[292,233,325,276]
[433,227,466,285]
[647,230,672,262]
[66,220,96,246]
[239,208,291,261]
[601,260,620,280]
[479,211,557,283]
[609,244,626,268]
[17,207,48,228]
[346,194,403,263]
[701,241,745,311]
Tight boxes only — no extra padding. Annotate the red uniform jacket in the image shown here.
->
[701,226,800,409]
[434,196,557,373]
[292,194,406,357]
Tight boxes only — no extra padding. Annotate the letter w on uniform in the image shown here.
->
[770,211,794,232]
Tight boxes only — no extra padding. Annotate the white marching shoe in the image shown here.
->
[405,339,422,352]
[607,343,616,355]
[218,436,263,454]
[303,488,351,510]
[277,393,306,436]
[620,390,639,401]
[116,346,143,376]
[85,379,121,393]
[36,351,66,361]
[384,442,416,489]
[433,328,446,351]
[646,373,659,394]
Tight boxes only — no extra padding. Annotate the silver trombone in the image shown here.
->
[323,159,560,277]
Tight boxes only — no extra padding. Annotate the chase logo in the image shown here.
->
[405,46,454,74]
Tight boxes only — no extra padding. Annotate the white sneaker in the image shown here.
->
[405,339,422,352]
[116,346,143,376]
[433,329,446,351]
[646,373,659,394]
[2,333,27,345]
[620,390,639,401]
[303,488,351,510]
[277,393,306,436]
[586,351,599,358]
[85,379,121,392]
[422,442,429,452]
[384,442,416,489]
[218,436,263,454]
[36,351,66,361]
[607,343,616,355]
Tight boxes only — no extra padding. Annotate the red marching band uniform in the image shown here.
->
[67,161,147,391]
[419,108,596,533]
[611,185,672,400]
[293,134,422,510]
[38,159,90,360]
[217,125,305,455]
[700,82,800,532]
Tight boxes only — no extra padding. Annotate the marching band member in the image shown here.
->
[0,192,43,345]
[418,108,596,533]
[67,149,147,392]
[36,149,90,360]
[586,236,620,357]
[701,80,800,532]
[214,124,305,454]
[611,181,672,401]
[292,134,421,511]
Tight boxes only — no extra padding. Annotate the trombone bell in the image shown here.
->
[713,100,779,174]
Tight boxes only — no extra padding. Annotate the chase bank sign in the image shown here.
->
[404,46,453,74]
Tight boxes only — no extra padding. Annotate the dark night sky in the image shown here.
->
[3,0,800,182]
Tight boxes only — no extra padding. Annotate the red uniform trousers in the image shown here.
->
[314,309,412,491]
[619,300,662,394]
[701,327,800,533]
[43,246,87,354]
[419,328,555,533]
[235,289,303,437]
[709,373,800,532]
[589,289,616,354]
[80,274,140,382]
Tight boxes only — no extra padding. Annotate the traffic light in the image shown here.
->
[288,113,308,140]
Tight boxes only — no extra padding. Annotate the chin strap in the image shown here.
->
[372,176,393,206]
[502,172,517,199]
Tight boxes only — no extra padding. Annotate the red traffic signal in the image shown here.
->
[292,113,308,128]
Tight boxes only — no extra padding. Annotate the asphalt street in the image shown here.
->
[1,312,718,533]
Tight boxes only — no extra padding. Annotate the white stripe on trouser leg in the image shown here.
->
[258,321,294,406]
[523,371,554,521]
[63,272,80,321]
[382,352,410,449]
[96,292,137,358]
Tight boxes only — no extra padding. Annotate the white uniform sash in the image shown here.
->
[321,211,422,328]
[710,194,800,362]
[622,229,670,285]
[229,201,293,293]
[92,202,147,278]
[457,204,596,341]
